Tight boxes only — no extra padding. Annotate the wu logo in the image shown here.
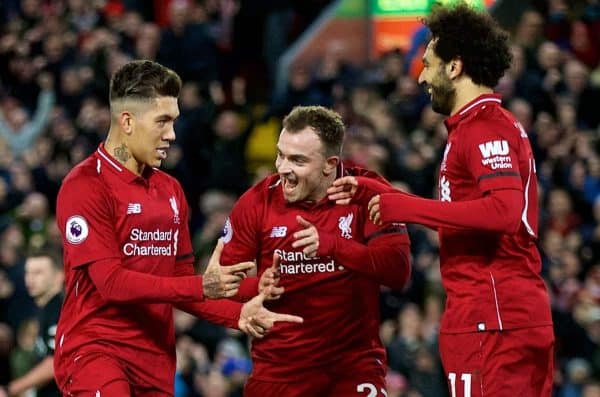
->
[127,203,142,214]
[169,196,180,224]
[478,140,509,158]
[338,213,353,239]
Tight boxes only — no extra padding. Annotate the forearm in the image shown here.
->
[235,277,259,302]
[8,356,54,396]
[175,299,242,329]
[380,189,523,233]
[88,258,204,304]
[318,234,411,290]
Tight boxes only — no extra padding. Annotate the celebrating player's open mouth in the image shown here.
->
[282,175,298,194]
[156,146,169,159]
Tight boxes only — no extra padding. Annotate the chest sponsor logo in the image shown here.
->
[126,203,142,214]
[478,140,512,169]
[65,215,89,244]
[338,213,353,239]
[123,228,176,256]
[270,226,287,238]
[169,196,180,224]
[222,218,233,243]
[274,249,345,274]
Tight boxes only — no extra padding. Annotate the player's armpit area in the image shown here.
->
[380,188,523,234]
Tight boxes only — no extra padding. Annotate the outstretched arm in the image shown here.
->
[371,188,523,233]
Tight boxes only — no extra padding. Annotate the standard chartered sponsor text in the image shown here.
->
[274,249,340,274]
[124,228,174,256]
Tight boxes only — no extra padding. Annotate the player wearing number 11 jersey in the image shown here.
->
[328,5,554,397]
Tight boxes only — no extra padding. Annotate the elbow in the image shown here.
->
[490,191,523,234]
[386,250,412,290]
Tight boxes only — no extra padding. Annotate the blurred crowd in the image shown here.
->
[0,0,599,396]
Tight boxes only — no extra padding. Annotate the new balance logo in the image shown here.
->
[478,140,509,158]
[270,226,287,238]
[127,203,142,214]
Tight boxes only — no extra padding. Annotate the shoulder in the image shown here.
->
[460,105,520,141]
[57,156,112,221]
[344,164,391,186]
[59,156,105,196]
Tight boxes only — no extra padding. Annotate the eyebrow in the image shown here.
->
[155,114,178,121]
[277,147,309,162]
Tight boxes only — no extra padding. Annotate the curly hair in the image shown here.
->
[424,2,512,88]
[283,106,345,156]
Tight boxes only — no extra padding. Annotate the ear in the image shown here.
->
[119,111,135,135]
[447,58,463,80]
[323,155,339,176]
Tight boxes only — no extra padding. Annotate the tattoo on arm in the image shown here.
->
[113,144,131,164]
[203,271,221,299]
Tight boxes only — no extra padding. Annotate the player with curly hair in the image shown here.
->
[329,4,554,396]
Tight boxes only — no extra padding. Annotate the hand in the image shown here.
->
[0,385,8,397]
[37,72,53,91]
[327,176,358,205]
[292,216,319,257]
[368,195,382,225]
[258,253,284,300]
[238,290,303,338]
[203,239,255,299]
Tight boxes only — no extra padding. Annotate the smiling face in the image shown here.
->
[418,40,457,116]
[127,96,179,169]
[275,127,338,203]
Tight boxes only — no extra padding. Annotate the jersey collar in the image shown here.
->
[95,143,155,184]
[444,93,502,131]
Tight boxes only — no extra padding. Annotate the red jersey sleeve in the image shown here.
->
[57,172,120,268]
[318,171,412,290]
[461,119,523,193]
[220,185,263,265]
[176,299,242,329]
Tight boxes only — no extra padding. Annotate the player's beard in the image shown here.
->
[430,68,456,116]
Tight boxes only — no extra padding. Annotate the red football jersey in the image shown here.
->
[221,164,411,382]
[54,145,198,391]
[437,94,552,333]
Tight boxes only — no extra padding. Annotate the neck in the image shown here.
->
[450,81,494,116]
[36,287,59,307]
[105,129,144,176]
[313,172,337,202]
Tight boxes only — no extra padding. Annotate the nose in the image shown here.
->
[276,157,291,174]
[417,70,425,85]
[163,125,176,142]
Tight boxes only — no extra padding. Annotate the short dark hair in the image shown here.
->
[282,106,345,156]
[27,247,63,271]
[424,3,512,88]
[109,60,182,103]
